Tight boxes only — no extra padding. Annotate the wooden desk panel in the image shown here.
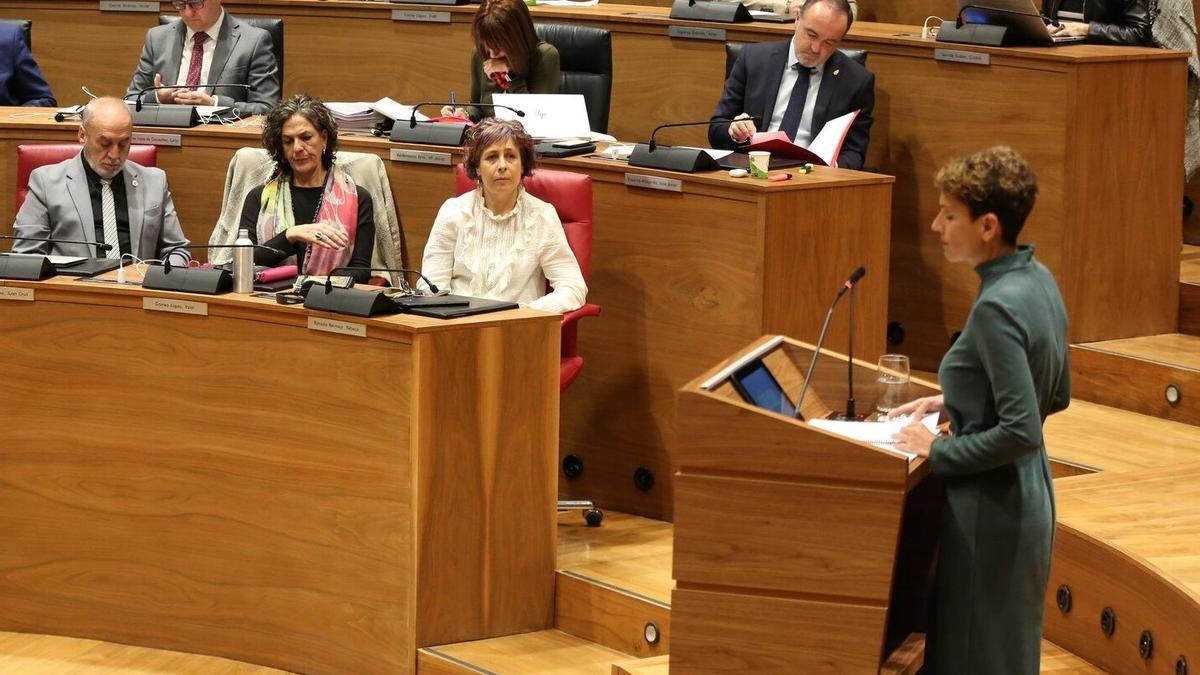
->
[0,278,559,673]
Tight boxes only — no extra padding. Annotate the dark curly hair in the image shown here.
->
[934,146,1038,246]
[461,118,536,182]
[260,94,339,176]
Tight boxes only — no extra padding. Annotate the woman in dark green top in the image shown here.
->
[893,146,1071,675]
[441,0,561,123]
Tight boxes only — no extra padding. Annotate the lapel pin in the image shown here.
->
[131,179,139,188]
[834,69,841,76]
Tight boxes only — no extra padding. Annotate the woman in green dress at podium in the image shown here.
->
[892,146,1072,675]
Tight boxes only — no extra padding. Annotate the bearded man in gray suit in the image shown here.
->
[13,97,191,266]
[126,0,280,116]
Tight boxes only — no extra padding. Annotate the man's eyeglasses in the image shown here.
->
[171,0,207,9]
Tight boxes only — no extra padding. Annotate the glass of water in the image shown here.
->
[875,354,910,415]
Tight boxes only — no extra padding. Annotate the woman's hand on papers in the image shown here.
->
[892,398,939,458]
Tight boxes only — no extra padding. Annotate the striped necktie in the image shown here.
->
[100,178,120,260]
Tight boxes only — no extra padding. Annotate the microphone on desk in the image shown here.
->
[628,117,760,173]
[144,243,286,295]
[0,234,113,256]
[793,266,866,421]
[390,103,526,147]
[0,234,114,281]
[320,266,440,295]
[127,83,252,112]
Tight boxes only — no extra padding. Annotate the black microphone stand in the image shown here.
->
[389,102,526,147]
[628,117,759,173]
[142,243,284,295]
[303,266,463,317]
[0,235,114,280]
[123,83,251,128]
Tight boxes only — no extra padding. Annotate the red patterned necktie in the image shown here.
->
[184,31,209,89]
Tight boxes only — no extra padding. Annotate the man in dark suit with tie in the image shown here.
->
[126,0,280,116]
[708,0,874,169]
[0,21,56,107]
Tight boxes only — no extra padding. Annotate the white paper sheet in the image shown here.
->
[808,412,940,461]
[492,93,592,140]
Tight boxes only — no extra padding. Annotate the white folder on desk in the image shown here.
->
[492,93,592,140]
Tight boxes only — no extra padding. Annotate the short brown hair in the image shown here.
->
[934,146,1038,246]
[799,0,854,32]
[473,0,540,76]
[261,94,339,176]
[461,118,536,182]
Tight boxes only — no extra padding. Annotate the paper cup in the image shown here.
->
[748,151,770,179]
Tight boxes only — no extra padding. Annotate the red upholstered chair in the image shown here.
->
[454,165,602,391]
[16,144,158,211]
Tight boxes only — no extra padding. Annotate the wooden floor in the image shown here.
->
[0,632,287,674]
[1044,399,1200,472]
[556,510,674,605]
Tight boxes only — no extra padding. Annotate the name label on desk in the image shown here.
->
[668,26,726,41]
[933,49,990,66]
[99,1,158,11]
[391,148,453,166]
[392,9,451,23]
[624,173,683,193]
[0,287,34,302]
[308,316,367,338]
[143,297,208,316]
[132,132,182,147]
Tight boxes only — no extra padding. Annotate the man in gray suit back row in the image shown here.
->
[126,0,281,117]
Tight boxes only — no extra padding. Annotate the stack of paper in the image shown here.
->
[807,413,939,461]
[327,102,378,131]
[370,97,430,125]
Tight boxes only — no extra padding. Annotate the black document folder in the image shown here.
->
[402,294,519,319]
[718,152,812,171]
[55,258,123,277]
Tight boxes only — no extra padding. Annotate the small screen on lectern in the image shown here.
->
[730,360,795,417]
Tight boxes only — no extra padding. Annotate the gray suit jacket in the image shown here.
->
[126,12,280,116]
[13,153,191,266]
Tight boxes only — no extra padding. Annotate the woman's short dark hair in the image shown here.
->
[934,146,1038,246]
[260,94,339,176]
[473,0,540,76]
[461,118,537,182]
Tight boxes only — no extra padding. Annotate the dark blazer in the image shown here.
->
[709,40,874,169]
[126,13,281,116]
[0,22,55,107]
[1045,0,1152,45]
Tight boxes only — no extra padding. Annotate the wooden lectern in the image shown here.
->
[670,335,941,673]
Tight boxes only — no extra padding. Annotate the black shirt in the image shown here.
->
[80,158,131,258]
[238,182,377,283]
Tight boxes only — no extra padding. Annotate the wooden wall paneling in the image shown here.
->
[851,42,1071,368]
[673,473,905,600]
[556,171,766,518]
[856,0,956,24]
[761,179,891,360]
[669,588,889,674]
[1069,340,1200,426]
[1061,60,1182,343]
[413,318,560,647]
[0,298,415,674]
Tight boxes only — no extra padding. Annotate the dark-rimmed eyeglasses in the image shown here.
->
[171,0,207,10]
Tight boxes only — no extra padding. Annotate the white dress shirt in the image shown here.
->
[422,188,588,314]
[767,35,824,147]
[170,10,225,101]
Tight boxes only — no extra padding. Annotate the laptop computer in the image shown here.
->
[954,0,1085,45]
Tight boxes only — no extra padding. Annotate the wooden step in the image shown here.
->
[417,629,630,675]
[555,510,674,659]
[1041,640,1106,673]
[1181,245,1200,335]
[611,655,668,675]
[1070,334,1200,425]
[0,631,287,674]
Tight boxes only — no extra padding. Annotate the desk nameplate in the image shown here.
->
[0,287,34,302]
[99,1,158,11]
[391,148,453,166]
[667,26,726,41]
[392,9,451,22]
[624,173,683,192]
[308,316,367,337]
[933,49,990,66]
[132,132,183,147]
[143,297,208,315]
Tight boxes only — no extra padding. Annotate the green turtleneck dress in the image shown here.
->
[926,245,1072,675]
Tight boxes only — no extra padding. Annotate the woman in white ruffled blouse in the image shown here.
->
[421,118,588,313]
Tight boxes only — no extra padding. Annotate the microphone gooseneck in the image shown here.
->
[325,266,441,295]
[406,102,526,129]
[0,234,112,256]
[793,266,867,421]
[647,117,760,151]
[127,83,252,111]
